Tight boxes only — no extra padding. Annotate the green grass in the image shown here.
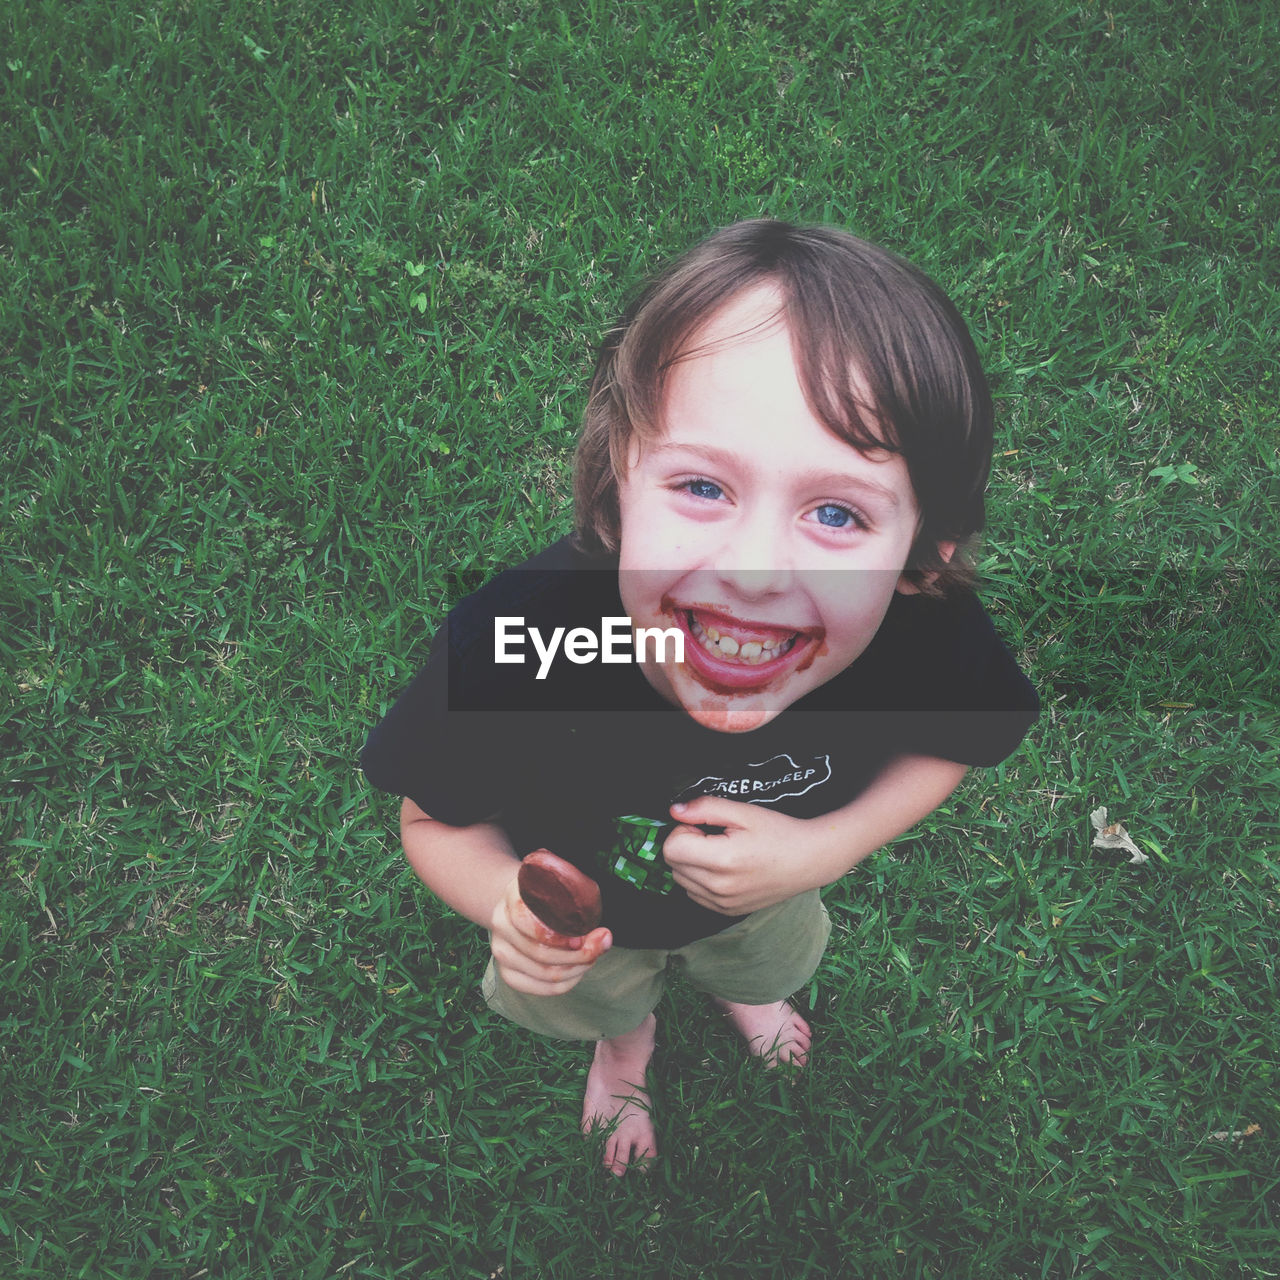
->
[2,0,1278,1275]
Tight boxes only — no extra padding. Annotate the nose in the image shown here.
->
[712,506,793,601]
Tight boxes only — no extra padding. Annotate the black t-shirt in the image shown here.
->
[361,538,1039,949]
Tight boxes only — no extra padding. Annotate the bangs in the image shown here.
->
[785,291,903,459]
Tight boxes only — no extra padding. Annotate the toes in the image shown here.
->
[772,1042,806,1069]
[767,1014,812,1068]
[603,1130,656,1176]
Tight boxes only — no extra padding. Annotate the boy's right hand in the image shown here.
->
[489,871,612,997]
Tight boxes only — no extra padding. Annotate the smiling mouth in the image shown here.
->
[685,610,800,666]
[673,605,825,693]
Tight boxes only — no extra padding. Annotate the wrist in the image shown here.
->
[796,816,858,891]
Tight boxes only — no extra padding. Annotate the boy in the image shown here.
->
[361,220,1038,1176]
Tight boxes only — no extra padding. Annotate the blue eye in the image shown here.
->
[685,478,724,501]
[814,503,856,528]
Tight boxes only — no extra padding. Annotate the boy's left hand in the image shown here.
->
[662,796,823,916]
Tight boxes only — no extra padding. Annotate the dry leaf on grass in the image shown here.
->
[1208,1124,1261,1143]
[1090,806,1149,864]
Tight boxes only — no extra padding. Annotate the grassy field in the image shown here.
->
[3,0,1278,1275]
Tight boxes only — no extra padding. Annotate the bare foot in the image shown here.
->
[714,998,812,1069]
[582,1013,658,1176]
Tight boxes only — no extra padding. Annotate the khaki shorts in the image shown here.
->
[482,890,831,1041]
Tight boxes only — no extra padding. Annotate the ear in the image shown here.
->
[895,540,957,595]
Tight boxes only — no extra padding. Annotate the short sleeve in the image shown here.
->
[886,591,1039,766]
[359,641,524,826]
[358,536,628,823]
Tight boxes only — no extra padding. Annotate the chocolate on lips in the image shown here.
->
[667,598,826,693]
[517,849,603,937]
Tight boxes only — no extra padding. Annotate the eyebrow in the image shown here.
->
[648,440,904,510]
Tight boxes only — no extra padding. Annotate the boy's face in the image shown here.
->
[617,286,947,733]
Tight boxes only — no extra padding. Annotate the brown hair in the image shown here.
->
[573,219,994,594]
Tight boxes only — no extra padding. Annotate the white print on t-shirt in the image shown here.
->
[680,753,832,805]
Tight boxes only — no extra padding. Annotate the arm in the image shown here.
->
[399,797,611,995]
[399,796,522,928]
[661,754,969,916]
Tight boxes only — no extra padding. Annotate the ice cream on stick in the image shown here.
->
[517,849,602,937]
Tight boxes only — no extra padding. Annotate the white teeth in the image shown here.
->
[686,613,797,665]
